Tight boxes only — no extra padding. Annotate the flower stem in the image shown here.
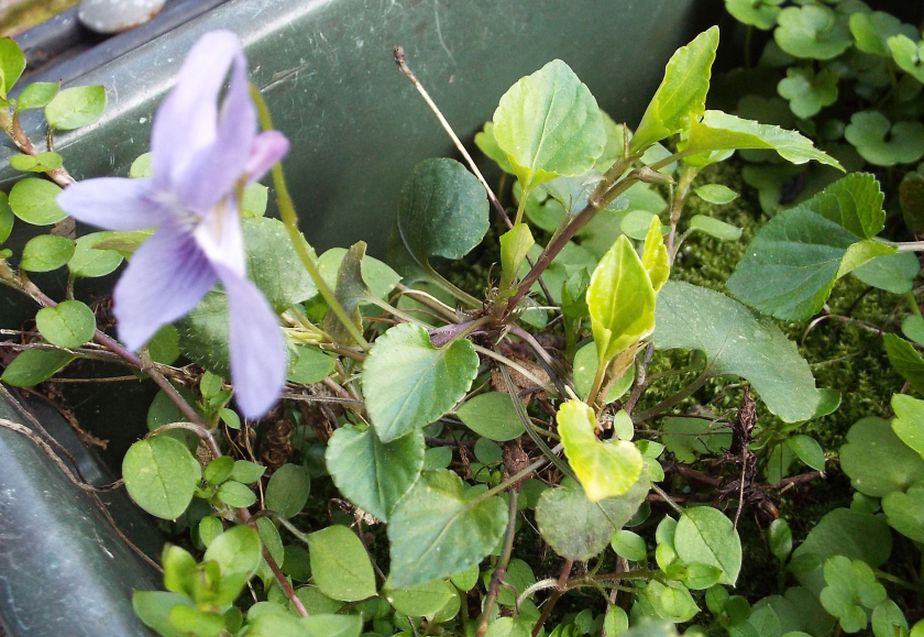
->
[475,490,518,637]
[248,84,371,350]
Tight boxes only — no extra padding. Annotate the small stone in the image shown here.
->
[78,0,167,34]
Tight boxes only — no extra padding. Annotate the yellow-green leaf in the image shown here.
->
[631,26,719,152]
[492,59,605,191]
[557,400,643,501]
[499,223,534,290]
[586,235,656,365]
[641,216,669,292]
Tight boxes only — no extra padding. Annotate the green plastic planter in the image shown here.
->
[0,1,710,634]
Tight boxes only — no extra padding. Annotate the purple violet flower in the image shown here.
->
[57,30,289,418]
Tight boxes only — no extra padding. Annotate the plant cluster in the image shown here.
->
[0,12,922,637]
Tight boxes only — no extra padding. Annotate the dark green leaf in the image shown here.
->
[852,251,920,294]
[325,425,424,521]
[1,349,73,387]
[287,345,336,384]
[388,469,508,588]
[884,333,924,393]
[674,507,742,585]
[397,158,488,262]
[243,217,317,312]
[653,282,821,422]
[265,463,310,518]
[308,525,376,601]
[322,241,366,344]
[536,475,649,561]
[456,392,525,442]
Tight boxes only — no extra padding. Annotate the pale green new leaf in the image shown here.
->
[642,215,669,292]
[557,400,643,501]
[587,235,656,365]
[388,470,507,588]
[363,323,479,442]
[682,110,842,169]
[492,59,606,191]
[499,223,534,290]
[653,282,821,422]
[631,27,719,152]
[810,172,884,240]
[891,394,924,459]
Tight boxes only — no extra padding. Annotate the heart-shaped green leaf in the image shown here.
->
[777,67,838,119]
[883,333,924,394]
[845,111,924,166]
[891,394,924,458]
[36,300,96,348]
[851,12,917,58]
[325,424,424,521]
[44,85,107,130]
[397,158,489,262]
[587,235,656,365]
[888,34,924,83]
[363,322,479,442]
[493,59,605,191]
[631,27,719,152]
[455,392,526,442]
[535,476,649,561]
[653,282,821,422]
[725,0,783,30]
[557,400,643,501]
[388,470,507,588]
[840,417,924,497]
[774,5,852,60]
[882,487,924,543]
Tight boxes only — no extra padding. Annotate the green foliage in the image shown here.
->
[653,281,821,422]
[387,470,507,588]
[536,476,649,561]
[492,59,606,191]
[557,399,643,501]
[122,436,201,520]
[307,525,376,601]
[8,178,66,225]
[631,27,719,152]
[35,300,96,348]
[44,85,107,130]
[363,322,478,442]
[265,463,310,518]
[0,349,73,387]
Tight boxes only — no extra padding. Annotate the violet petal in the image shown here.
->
[113,223,216,350]
[245,131,290,182]
[57,177,162,231]
[214,264,286,419]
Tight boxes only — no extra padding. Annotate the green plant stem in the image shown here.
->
[586,358,609,409]
[875,569,922,592]
[476,491,519,637]
[249,84,370,350]
[424,262,483,308]
[475,443,564,505]
[633,369,710,422]
[891,241,924,252]
[908,292,922,317]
